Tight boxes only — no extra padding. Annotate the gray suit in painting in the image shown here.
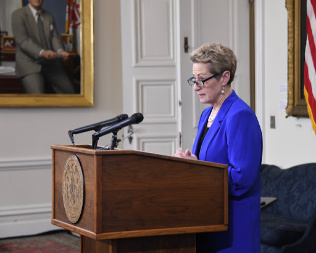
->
[12,5,75,94]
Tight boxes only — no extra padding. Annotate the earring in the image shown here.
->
[221,86,225,94]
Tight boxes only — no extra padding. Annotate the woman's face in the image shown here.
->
[192,62,223,105]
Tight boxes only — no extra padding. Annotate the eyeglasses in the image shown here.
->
[187,73,220,88]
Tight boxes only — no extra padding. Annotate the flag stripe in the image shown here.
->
[306,13,316,76]
[305,0,316,134]
[310,0,316,17]
[306,24,316,100]
[305,62,316,127]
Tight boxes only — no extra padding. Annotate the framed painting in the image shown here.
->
[2,36,16,50]
[0,0,94,107]
[286,0,308,117]
[61,34,74,53]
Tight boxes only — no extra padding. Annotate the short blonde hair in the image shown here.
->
[190,43,237,84]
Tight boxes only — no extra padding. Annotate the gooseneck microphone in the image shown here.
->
[68,114,128,146]
[92,113,144,149]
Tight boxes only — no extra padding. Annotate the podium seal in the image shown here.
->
[62,154,84,224]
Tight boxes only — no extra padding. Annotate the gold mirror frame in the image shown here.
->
[0,0,94,107]
[286,0,308,117]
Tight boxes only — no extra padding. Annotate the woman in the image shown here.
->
[174,43,262,252]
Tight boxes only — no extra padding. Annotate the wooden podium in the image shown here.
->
[51,144,228,253]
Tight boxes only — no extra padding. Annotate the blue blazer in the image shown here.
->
[193,91,262,253]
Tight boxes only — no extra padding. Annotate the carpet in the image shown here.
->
[0,230,79,253]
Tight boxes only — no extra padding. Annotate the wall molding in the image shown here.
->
[0,203,51,217]
[0,158,51,171]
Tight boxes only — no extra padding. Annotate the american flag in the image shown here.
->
[305,0,316,134]
[65,0,81,54]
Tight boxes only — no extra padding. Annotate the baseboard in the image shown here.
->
[0,203,60,239]
[0,218,61,239]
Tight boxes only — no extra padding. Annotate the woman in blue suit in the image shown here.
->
[174,43,262,253]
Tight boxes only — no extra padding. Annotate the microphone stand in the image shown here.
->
[96,131,135,151]
[92,130,120,150]
[92,135,99,150]
[68,131,75,146]
[110,131,119,150]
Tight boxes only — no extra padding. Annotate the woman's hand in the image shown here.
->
[173,148,198,160]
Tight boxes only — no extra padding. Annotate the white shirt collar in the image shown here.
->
[28,4,40,21]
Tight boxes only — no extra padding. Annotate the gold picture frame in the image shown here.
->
[286,0,308,117]
[0,0,94,107]
[2,36,16,51]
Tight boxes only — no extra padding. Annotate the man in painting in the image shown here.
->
[11,0,76,94]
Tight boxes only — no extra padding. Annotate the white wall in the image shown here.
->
[0,0,21,36]
[263,1,316,169]
[0,0,122,238]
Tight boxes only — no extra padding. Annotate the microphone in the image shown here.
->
[68,114,128,146]
[92,113,144,149]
